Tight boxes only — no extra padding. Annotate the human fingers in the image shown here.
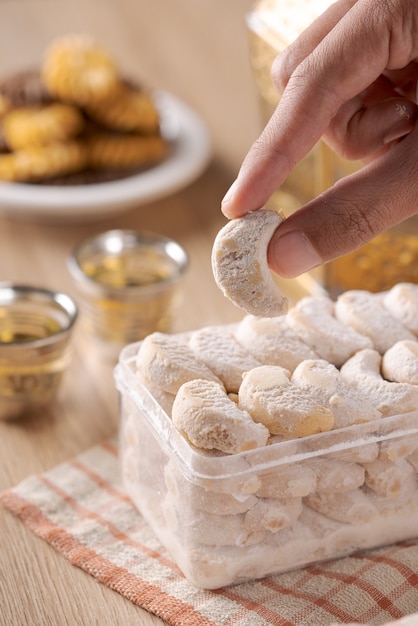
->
[271,0,358,94]
[279,52,418,159]
[326,94,417,159]
[266,123,418,278]
[222,0,418,218]
[321,71,418,158]
[384,61,418,100]
[274,4,418,103]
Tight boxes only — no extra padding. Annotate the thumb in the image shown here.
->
[267,124,418,278]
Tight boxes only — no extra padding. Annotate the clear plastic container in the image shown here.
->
[115,338,418,590]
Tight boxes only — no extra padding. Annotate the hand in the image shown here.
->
[221,0,418,278]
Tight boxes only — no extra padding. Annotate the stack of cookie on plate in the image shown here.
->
[0,35,168,184]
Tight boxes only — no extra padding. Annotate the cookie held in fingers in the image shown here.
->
[211,209,288,317]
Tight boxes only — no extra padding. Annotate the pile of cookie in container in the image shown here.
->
[115,281,418,589]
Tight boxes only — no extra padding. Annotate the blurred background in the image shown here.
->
[0,0,259,175]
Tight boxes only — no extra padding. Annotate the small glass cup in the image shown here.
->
[67,229,189,347]
[0,284,78,420]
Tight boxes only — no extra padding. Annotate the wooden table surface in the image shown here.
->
[0,1,269,624]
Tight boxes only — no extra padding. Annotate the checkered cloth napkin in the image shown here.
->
[1,438,418,626]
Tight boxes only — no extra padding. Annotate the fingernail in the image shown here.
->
[221,180,238,215]
[269,230,322,278]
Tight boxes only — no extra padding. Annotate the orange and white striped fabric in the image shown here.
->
[1,438,418,626]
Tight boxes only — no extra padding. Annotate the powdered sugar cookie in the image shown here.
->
[292,359,381,428]
[306,457,365,493]
[407,448,418,472]
[382,339,418,384]
[163,496,266,547]
[191,489,258,517]
[189,325,260,393]
[256,463,317,499]
[164,461,258,515]
[305,429,380,463]
[137,370,176,416]
[243,497,303,533]
[136,332,221,395]
[379,434,418,462]
[86,132,167,170]
[383,282,418,334]
[172,378,269,454]
[238,364,334,437]
[340,348,418,416]
[234,314,318,371]
[335,289,416,354]
[287,295,373,366]
[362,458,416,498]
[211,209,288,317]
[306,488,377,524]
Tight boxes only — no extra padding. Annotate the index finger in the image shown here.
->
[271,0,358,93]
[221,0,413,218]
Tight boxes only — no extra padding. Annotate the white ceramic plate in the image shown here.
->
[0,91,212,221]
